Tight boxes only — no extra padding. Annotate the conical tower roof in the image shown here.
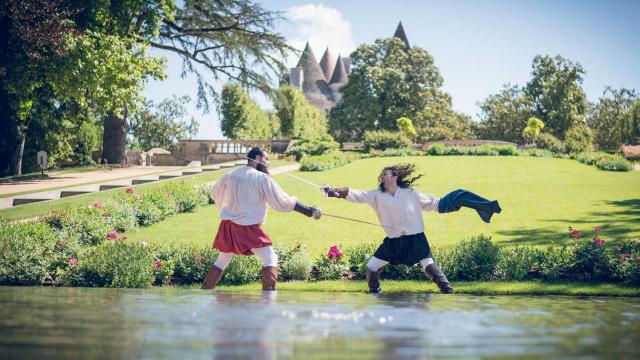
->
[329,55,348,84]
[295,42,332,101]
[393,21,410,51]
[319,47,336,82]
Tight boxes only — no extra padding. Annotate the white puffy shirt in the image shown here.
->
[346,187,439,238]
[210,166,298,225]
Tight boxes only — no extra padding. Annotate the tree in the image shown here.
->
[589,87,639,150]
[522,117,545,145]
[330,37,449,141]
[71,0,292,166]
[0,0,77,175]
[129,96,199,151]
[396,117,417,140]
[274,85,327,139]
[220,83,271,140]
[414,94,476,142]
[477,84,533,143]
[524,55,588,139]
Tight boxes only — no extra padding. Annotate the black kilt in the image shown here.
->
[373,232,431,266]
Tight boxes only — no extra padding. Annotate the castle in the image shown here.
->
[281,22,411,111]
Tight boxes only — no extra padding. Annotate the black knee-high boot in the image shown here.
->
[425,263,454,294]
[366,268,382,293]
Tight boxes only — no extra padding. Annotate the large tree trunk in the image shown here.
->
[10,131,27,176]
[102,107,128,166]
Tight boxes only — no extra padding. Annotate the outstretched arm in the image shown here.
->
[418,192,440,212]
[324,186,376,205]
[263,177,322,219]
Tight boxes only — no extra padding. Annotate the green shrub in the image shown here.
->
[539,245,574,280]
[527,149,553,157]
[536,133,565,154]
[595,153,633,171]
[46,207,112,246]
[314,246,349,280]
[63,241,156,288]
[467,146,499,156]
[300,152,351,171]
[568,241,612,281]
[0,221,59,285]
[368,147,422,157]
[439,234,499,281]
[425,143,446,155]
[362,130,411,151]
[153,257,175,285]
[496,246,545,280]
[564,125,594,154]
[575,151,598,165]
[619,253,640,285]
[101,200,137,233]
[162,182,208,213]
[278,245,313,281]
[221,255,262,285]
[156,246,217,284]
[383,264,426,280]
[345,243,378,279]
[285,135,340,161]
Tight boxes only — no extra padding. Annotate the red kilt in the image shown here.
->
[213,220,273,255]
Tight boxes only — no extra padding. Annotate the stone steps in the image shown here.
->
[1,161,245,209]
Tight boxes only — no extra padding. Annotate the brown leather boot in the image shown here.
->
[366,267,382,293]
[425,263,454,294]
[261,266,278,291]
[202,265,224,290]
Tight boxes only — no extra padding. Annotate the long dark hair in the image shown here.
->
[378,163,423,192]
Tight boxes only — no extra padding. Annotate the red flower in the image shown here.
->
[327,245,344,259]
[92,202,102,209]
[106,230,118,239]
[594,226,602,233]
[592,236,604,246]
[155,259,163,270]
[69,258,78,265]
[126,188,134,194]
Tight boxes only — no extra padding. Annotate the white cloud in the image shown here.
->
[285,4,355,67]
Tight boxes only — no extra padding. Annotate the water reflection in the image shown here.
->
[0,287,639,359]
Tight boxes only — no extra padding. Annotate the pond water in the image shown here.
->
[1,287,639,359]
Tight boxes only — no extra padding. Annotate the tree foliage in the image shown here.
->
[129,96,199,151]
[275,85,328,139]
[524,55,588,139]
[220,83,271,140]
[329,37,456,142]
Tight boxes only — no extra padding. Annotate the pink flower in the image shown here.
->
[616,245,622,252]
[126,188,134,194]
[593,236,604,246]
[155,259,163,270]
[69,258,78,265]
[594,226,602,233]
[327,245,344,259]
[621,253,631,261]
[102,212,110,219]
[106,230,118,239]
[92,202,102,209]
[568,227,582,238]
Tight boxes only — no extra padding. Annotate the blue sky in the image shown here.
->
[142,0,640,139]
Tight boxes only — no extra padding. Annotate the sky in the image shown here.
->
[142,0,640,140]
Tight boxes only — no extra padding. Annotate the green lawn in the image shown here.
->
[125,156,640,255]
[214,280,640,297]
[0,160,293,221]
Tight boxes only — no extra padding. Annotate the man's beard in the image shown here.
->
[257,163,270,174]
